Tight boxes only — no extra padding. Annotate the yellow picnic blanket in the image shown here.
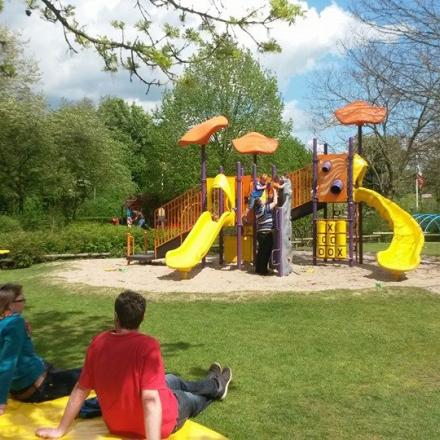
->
[0,397,227,439]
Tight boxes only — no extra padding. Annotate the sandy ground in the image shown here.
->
[50,252,440,296]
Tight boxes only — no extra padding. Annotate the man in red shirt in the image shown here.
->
[36,290,232,439]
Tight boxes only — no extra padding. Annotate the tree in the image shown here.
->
[21,0,303,90]
[307,1,440,198]
[350,0,440,108]
[152,47,309,200]
[0,25,40,97]
[0,27,49,214]
[0,93,52,214]
[48,100,136,219]
[97,97,157,192]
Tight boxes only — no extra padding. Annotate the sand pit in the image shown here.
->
[50,252,440,296]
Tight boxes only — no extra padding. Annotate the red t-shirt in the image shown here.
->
[79,331,178,439]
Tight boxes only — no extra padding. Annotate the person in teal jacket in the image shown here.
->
[0,284,80,416]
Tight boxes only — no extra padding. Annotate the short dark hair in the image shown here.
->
[114,290,146,330]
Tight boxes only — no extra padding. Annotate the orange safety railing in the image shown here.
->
[154,187,202,254]
[288,165,313,209]
[126,233,134,257]
[153,165,314,256]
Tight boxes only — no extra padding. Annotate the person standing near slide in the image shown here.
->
[255,188,278,275]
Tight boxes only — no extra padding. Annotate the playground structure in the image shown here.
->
[162,117,293,276]
[126,230,153,264]
[126,105,424,278]
[311,139,424,274]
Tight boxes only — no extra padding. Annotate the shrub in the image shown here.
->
[0,215,22,233]
[19,196,49,231]
[0,223,152,268]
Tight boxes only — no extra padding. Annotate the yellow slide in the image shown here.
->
[165,174,235,273]
[354,187,424,273]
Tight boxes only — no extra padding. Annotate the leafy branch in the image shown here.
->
[24,0,303,91]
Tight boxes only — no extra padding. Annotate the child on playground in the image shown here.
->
[249,173,268,208]
[271,175,287,191]
[243,174,268,221]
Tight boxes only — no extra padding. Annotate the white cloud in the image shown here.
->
[126,98,161,113]
[256,3,357,87]
[0,1,362,110]
[283,100,312,133]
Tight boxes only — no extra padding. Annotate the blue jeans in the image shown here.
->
[166,374,218,431]
[17,365,81,403]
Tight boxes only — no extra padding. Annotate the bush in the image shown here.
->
[77,196,123,218]
[0,215,22,233]
[0,223,152,268]
[19,196,49,231]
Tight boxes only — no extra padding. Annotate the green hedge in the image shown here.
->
[0,223,151,268]
[0,215,23,233]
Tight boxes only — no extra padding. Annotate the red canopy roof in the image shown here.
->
[232,132,279,155]
[179,116,229,146]
[335,101,387,125]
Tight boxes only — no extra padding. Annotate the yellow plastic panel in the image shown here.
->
[0,397,227,439]
[166,173,237,272]
[223,235,253,264]
[165,210,234,272]
[354,187,424,272]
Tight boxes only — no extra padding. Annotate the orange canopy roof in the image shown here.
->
[232,132,279,155]
[179,116,229,146]
[335,101,387,125]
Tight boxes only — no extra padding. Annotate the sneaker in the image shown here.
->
[207,362,222,379]
[217,367,232,400]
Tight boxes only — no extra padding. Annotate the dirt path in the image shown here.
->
[50,252,440,296]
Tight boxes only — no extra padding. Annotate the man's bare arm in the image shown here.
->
[35,384,91,439]
[269,188,278,210]
[142,389,162,440]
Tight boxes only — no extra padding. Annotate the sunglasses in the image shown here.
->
[13,298,26,303]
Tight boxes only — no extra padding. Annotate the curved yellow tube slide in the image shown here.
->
[354,187,424,273]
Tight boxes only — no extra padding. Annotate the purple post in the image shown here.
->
[219,166,224,265]
[271,164,281,275]
[201,146,207,211]
[201,145,207,267]
[236,161,242,270]
[276,207,283,276]
[357,124,363,264]
[312,138,318,265]
[252,162,257,266]
[348,137,354,267]
[323,143,328,263]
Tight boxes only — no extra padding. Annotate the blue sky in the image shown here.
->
[1,0,357,149]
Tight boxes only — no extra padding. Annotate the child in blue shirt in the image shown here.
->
[243,174,268,222]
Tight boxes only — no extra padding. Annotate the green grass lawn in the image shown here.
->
[1,265,440,439]
[363,240,440,256]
